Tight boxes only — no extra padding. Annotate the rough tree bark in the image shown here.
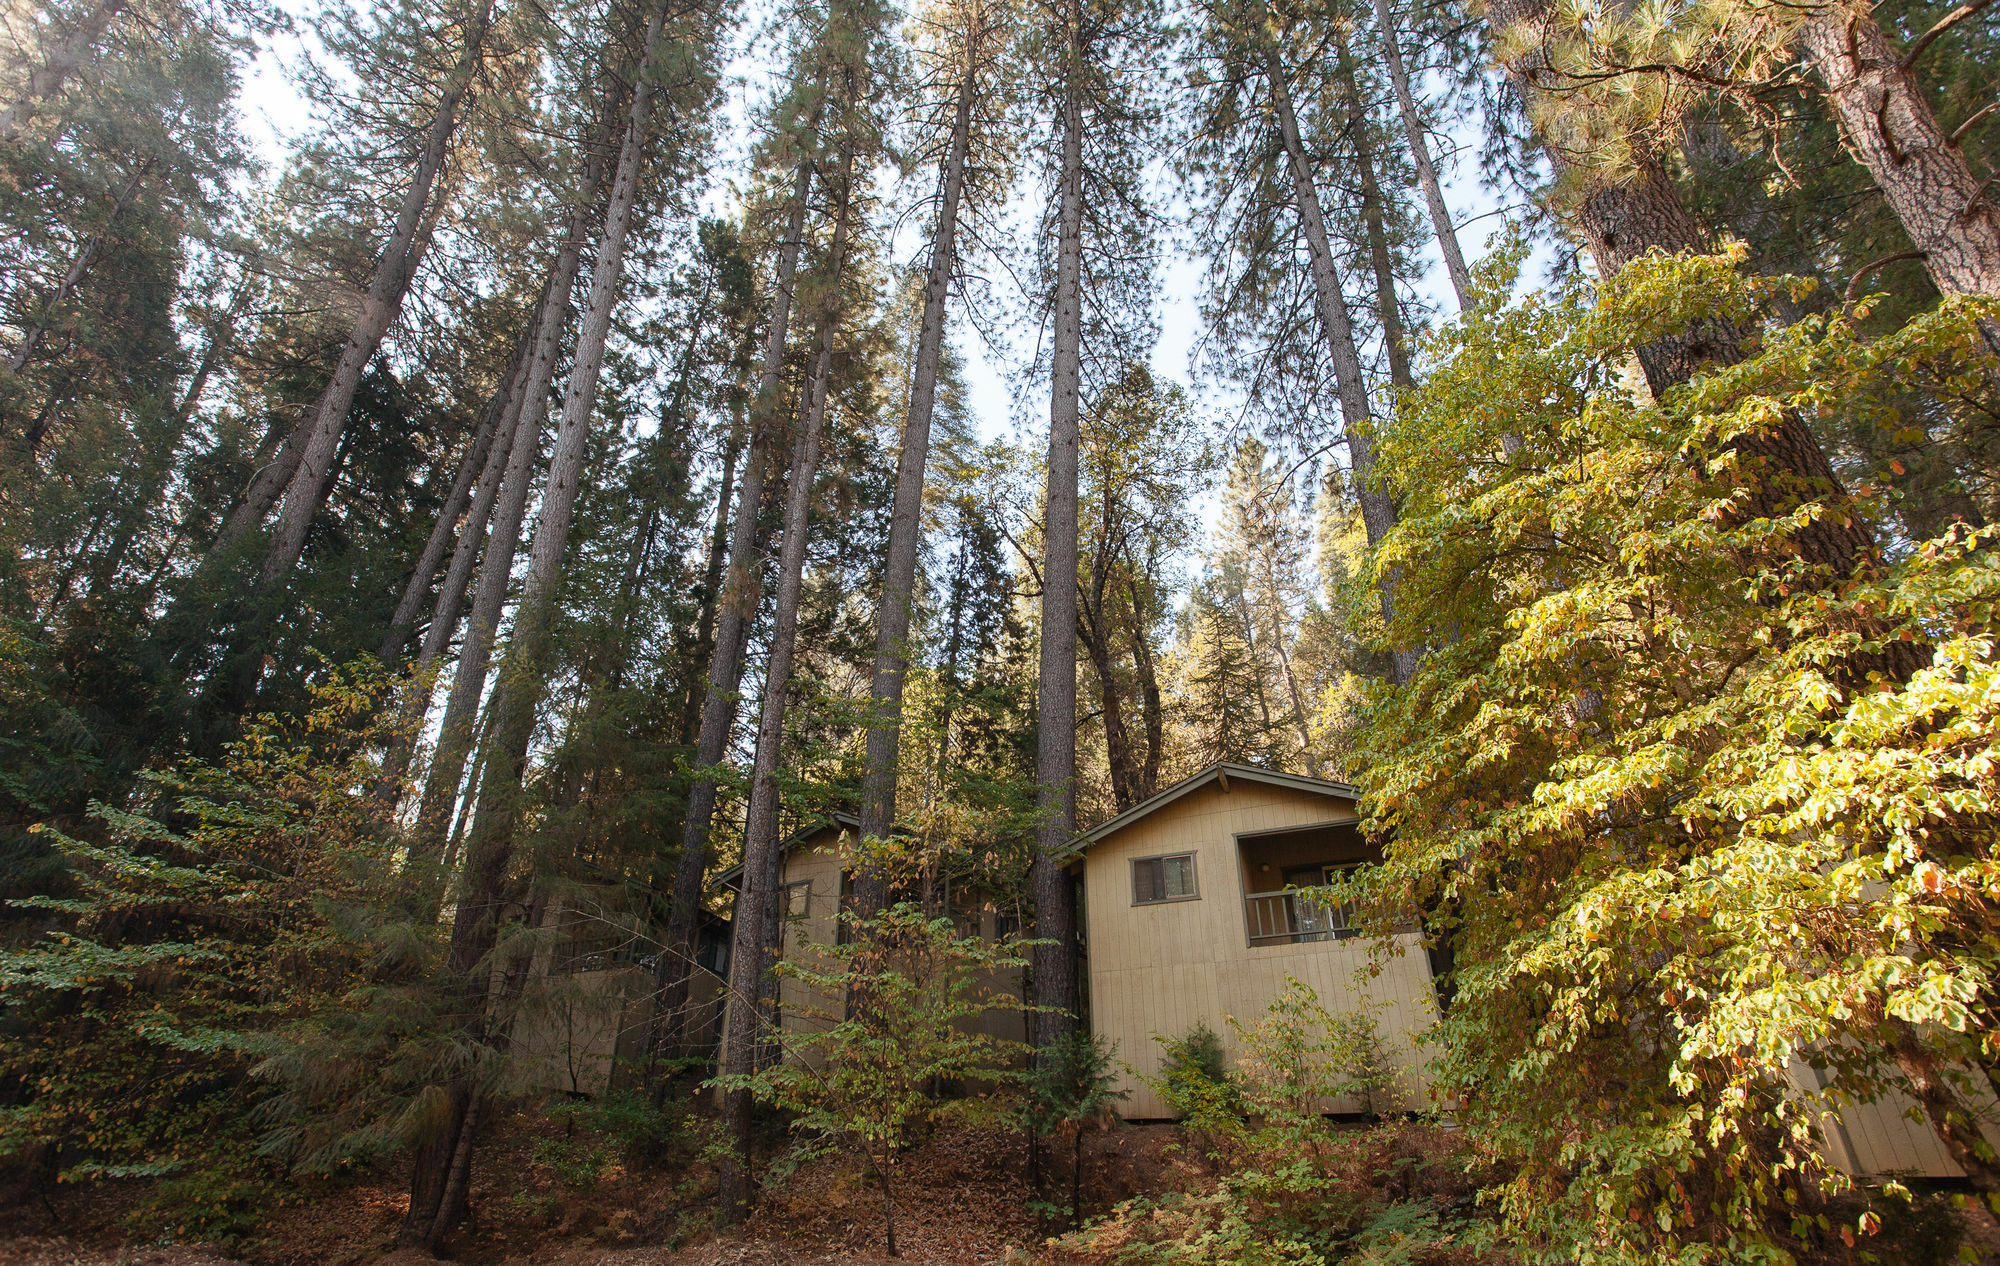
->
[1369,0,1473,308]
[646,160,814,1078]
[411,138,612,848]
[1029,0,1086,1052]
[719,150,857,1225]
[1263,42,1421,685]
[215,0,493,567]
[1485,0,1890,586]
[399,0,669,1244]
[1796,3,2000,352]
[852,35,981,913]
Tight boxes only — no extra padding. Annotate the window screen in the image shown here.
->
[781,879,811,920]
[1133,852,1198,904]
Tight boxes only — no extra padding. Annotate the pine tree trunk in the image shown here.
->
[1030,1,1085,1050]
[379,327,534,664]
[215,0,492,568]
[1485,0,1894,594]
[10,161,149,385]
[1796,6,2000,330]
[1126,576,1163,799]
[0,0,128,142]
[1483,0,1737,397]
[677,373,748,745]
[399,2,669,1243]
[1264,46,1421,685]
[372,350,526,805]
[411,139,611,848]
[648,162,814,1078]
[719,153,857,1225]
[1338,45,1414,392]
[1369,0,1472,308]
[853,53,980,912]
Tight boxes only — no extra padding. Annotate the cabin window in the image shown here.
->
[1132,852,1198,905]
[781,879,812,920]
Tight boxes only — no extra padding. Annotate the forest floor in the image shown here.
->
[8,1111,1999,1265]
[0,1112,1208,1266]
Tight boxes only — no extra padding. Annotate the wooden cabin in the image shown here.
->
[1074,762,1440,1119]
[1079,761,1998,1178]
[712,767,1989,1179]
[506,891,730,1096]
[715,813,1029,1069]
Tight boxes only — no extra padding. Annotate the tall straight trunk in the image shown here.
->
[411,140,611,848]
[720,153,852,1216]
[372,351,527,804]
[648,161,814,1073]
[379,324,537,664]
[85,277,250,603]
[1485,0,1888,586]
[852,51,980,912]
[720,153,857,1224]
[1262,45,1420,685]
[0,0,128,142]
[677,373,749,744]
[216,0,492,569]
[1369,0,1472,308]
[1796,5,2000,339]
[1125,576,1163,798]
[1337,44,1414,392]
[1031,5,1085,1050]
[11,161,149,382]
[399,2,668,1245]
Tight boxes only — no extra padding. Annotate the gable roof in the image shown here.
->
[1082,761,1359,846]
[712,812,860,889]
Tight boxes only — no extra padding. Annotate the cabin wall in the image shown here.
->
[775,836,849,1064]
[1082,780,1440,1119]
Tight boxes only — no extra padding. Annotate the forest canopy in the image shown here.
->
[1,0,1998,1258]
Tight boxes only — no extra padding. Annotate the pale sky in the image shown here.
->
[234,2,1534,540]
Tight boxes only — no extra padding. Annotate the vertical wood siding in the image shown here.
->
[1082,779,1441,1118]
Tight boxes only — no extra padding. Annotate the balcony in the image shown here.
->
[1236,816,1371,948]
[1243,888,1359,947]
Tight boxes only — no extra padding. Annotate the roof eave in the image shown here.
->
[1081,761,1359,846]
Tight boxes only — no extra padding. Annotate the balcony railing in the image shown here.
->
[1244,889,1357,946]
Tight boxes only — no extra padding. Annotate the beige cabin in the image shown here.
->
[1076,763,1441,1119]
[1078,762,1997,1178]
[718,814,1029,1069]
[721,771,1988,1180]
[507,891,729,1097]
